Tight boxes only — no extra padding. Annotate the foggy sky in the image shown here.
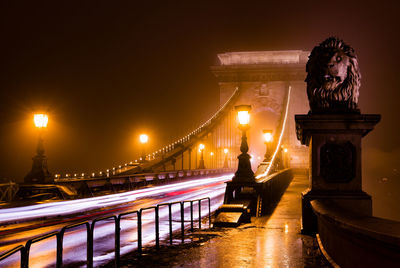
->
[0,1,399,218]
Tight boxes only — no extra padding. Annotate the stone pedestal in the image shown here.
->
[24,154,52,184]
[24,135,52,184]
[295,113,380,234]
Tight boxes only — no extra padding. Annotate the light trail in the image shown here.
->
[0,175,232,267]
[0,175,232,224]
[256,85,291,179]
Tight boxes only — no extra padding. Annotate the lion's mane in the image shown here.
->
[306,37,361,112]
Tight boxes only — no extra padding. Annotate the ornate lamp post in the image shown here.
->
[223,148,229,168]
[263,129,273,162]
[198,143,205,169]
[233,105,255,182]
[282,147,288,168]
[24,114,52,184]
[139,134,148,163]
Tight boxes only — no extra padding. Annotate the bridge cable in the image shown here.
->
[255,85,292,179]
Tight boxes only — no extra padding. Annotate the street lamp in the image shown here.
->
[263,129,273,162]
[282,147,288,168]
[223,148,229,168]
[198,143,205,169]
[24,113,52,183]
[233,105,254,182]
[139,134,148,162]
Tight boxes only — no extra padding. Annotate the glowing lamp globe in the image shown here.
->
[224,148,228,154]
[199,143,205,151]
[263,130,273,143]
[139,134,148,144]
[235,105,251,126]
[34,114,48,128]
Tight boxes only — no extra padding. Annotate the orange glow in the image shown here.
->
[139,134,148,144]
[224,148,228,154]
[264,132,273,142]
[199,143,205,151]
[237,111,250,125]
[34,114,48,128]
[210,152,214,156]
[263,129,273,142]
[235,105,251,126]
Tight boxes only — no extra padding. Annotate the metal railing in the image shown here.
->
[54,168,233,198]
[0,197,211,268]
[0,182,19,202]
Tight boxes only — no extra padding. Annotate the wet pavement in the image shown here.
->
[117,171,330,267]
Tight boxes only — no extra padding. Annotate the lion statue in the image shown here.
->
[306,37,361,113]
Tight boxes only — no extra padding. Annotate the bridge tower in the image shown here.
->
[211,51,310,168]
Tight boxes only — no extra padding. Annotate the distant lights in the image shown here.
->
[199,143,205,152]
[263,129,273,143]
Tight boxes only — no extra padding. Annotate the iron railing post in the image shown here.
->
[25,232,59,268]
[0,245,27,268]
[169,203,173,245]
[208,197,211,227]
[180,202,185,243]
[137,210,142,253]
[155,206,160,249]
[198,199,202,229]
[56,232,63,268]
[115,217,121,267]
[190,201,194,232]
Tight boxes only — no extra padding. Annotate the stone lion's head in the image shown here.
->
[306,37,361,113]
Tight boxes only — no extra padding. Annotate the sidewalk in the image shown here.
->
[118,171,330,267]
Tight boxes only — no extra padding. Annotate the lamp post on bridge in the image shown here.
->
[232,105,255,182]
[24,113,52,184]
[282,147,288,168]
[198,143,205,169]
[139,134,148,163]
[223,148,229,168]
[263,129,273,162]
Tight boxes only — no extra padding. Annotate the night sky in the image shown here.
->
[0,1,399,217]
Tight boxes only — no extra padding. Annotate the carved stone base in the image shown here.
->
[295,113,380,234]
[232,153,255,182]
[24,154,52,184]
[301,189,372,234]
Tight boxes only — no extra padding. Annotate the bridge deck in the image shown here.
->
[119,170,330,267]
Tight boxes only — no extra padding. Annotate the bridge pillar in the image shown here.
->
[295,113,380,234]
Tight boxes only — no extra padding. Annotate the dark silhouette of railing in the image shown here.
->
[55,168,233,198]
[0,197,211,268]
